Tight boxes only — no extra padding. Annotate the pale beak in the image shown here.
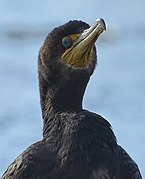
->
[61,18,106,68]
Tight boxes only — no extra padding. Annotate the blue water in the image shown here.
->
[0,0,145,177]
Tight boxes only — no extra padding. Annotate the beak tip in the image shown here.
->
[97,18,107,31]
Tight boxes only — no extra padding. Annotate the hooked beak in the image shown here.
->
[61,18,106,68]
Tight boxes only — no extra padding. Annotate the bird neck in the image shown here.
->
[38,71,89,119]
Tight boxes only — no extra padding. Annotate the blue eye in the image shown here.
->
[62,36,73,48]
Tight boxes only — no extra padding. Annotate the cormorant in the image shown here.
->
[2,19,142,179]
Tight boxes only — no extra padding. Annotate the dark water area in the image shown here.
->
[0,0,145,177]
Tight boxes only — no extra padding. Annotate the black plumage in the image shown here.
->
[2,20,142,179]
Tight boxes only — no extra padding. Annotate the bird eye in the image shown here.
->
[62,36,73,49]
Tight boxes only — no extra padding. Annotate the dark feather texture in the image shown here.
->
[2,20,142,179]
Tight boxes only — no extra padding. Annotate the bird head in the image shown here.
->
[39,19,106,77]
[38,19,106,111]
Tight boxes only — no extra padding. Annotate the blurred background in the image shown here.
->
[0,0,145,177]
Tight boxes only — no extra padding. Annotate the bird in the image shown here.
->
[2,19,142,179]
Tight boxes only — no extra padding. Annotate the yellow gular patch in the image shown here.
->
[68,34,80,41]
[61,33,94,68]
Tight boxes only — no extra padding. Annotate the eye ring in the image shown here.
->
[62,36,73,49]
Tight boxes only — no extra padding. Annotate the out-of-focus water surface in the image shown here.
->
[0,0,145,177]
